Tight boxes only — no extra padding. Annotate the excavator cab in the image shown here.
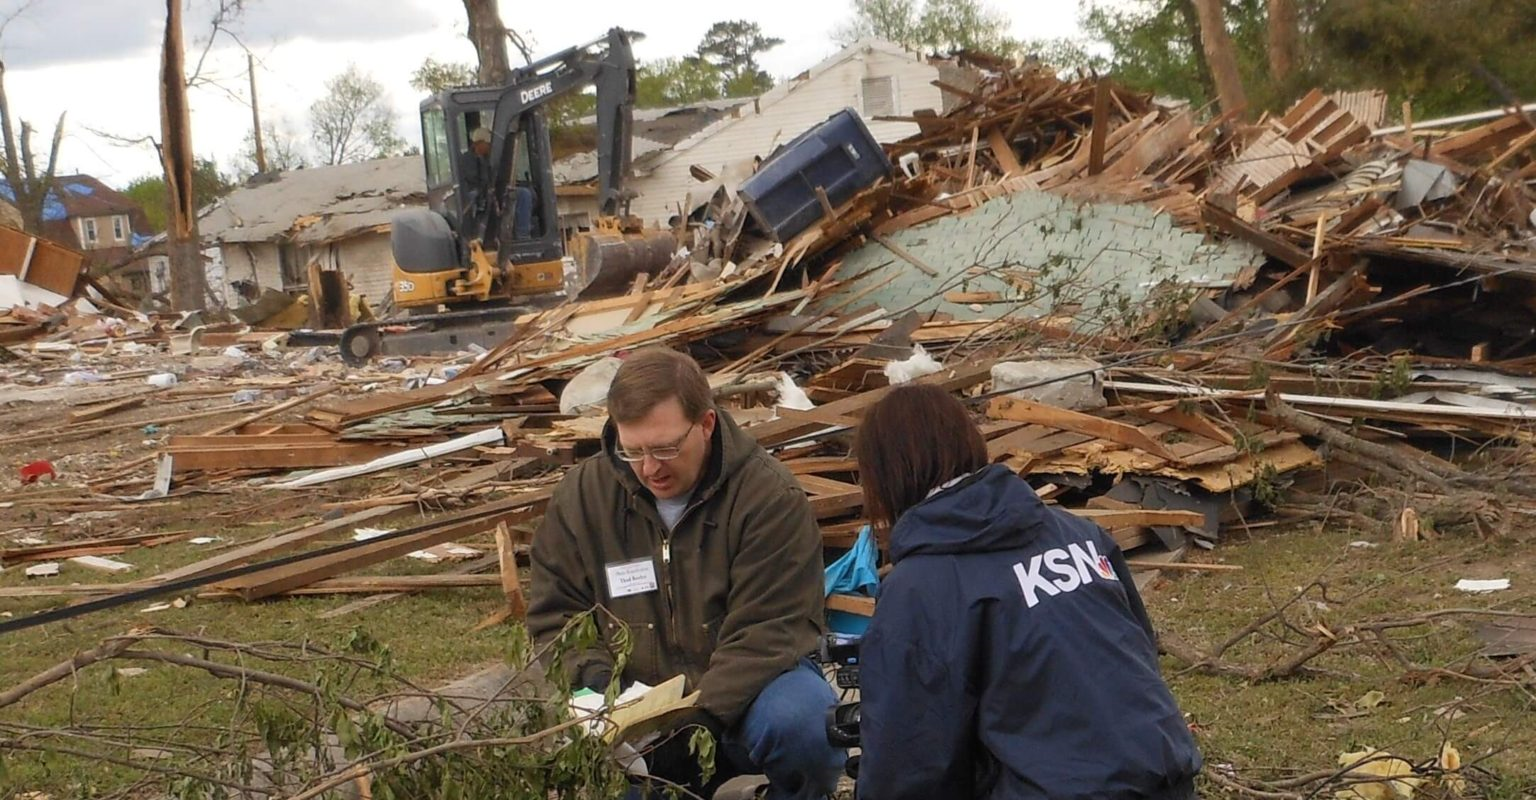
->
[394,93,565,311]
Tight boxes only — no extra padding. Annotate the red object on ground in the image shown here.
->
[19,460,56,484]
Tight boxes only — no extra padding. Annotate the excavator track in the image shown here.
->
[335,306,530,366]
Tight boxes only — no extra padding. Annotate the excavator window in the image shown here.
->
[421,108,452,189]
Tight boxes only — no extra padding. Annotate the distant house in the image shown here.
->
[0,174,151,277]
[197,157,424,307]
[556,39,973,227]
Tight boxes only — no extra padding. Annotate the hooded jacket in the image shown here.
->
[857,465,1201,800]
[526,407,826,726]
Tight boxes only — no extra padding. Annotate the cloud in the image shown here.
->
[0,0,442,70]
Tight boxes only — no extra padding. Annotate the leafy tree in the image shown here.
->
[123,158,236,233]
[1312,0,1536,117]
[636,57,725,108]
[696,20,782,97]
[831,0,1020,56]
[309,64,408,165]
[409,57,477,95]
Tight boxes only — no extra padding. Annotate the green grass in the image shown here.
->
[1,491,526,797]
[1153,522,1536,796]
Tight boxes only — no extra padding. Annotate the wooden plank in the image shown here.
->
[782,457,858,475]
[1199,202,1312,267]
[871,233,939,277]
[1134,406,1235,446]
[1066,508,1206,528]
[987,128,1023,175]
[1088,80,1111,175]
[212,488,552,600]
[495,522,526,619]
[826,594,876,616]
[796,474,861,497]
[69,394,149,422]
[987,396,1184,463]
[809,489,864,518]
[166,440,400,473]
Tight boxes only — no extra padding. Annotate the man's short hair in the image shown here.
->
[608,348,712,424]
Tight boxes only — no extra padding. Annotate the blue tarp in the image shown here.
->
[0,180,70,222]
[824,525,879,635]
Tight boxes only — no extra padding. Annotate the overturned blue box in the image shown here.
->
[737,108,892,242]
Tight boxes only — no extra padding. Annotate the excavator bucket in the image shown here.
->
[568,227,677,298]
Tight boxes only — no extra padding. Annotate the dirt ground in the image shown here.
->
[3,376,1535,798]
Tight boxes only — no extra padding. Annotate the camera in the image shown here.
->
[816,633,863,778]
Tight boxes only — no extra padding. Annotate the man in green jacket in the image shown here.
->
[528,348,844,799]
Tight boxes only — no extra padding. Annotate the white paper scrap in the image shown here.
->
[1455,578,1510,593]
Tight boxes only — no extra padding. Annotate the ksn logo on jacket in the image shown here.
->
[1011,540,1118,608]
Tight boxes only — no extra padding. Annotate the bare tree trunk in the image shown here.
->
[462,0,511,86]
[1191,0,1249,117]
[0,62,64,234]
[1171,0,1217,105]
[1267,0,1299,83]
[160,0,207,311]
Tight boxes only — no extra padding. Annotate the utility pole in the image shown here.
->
[247,53,267,174]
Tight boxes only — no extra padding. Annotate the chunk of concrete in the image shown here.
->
[991,358,1106,410]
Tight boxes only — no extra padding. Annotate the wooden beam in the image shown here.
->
[987,128,1023,175]
[1199,202,1311,267]
[987,396,1184,463]
[1088,80,1112,175]
[750,363,993,446]
[495,521,526,619]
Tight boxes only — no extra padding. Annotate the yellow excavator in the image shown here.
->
[337,28,675,364]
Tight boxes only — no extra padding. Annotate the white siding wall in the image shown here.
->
[334,233,395,303]
[627,47,944,226]
[220,243,284,302]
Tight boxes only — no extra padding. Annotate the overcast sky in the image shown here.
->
[1,0,1079,188]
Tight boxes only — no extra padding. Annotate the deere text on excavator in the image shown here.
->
[337,28,676,365]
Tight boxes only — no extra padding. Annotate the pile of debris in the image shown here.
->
[7,57,1536,618]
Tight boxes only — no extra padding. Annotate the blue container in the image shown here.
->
[737,108,891,242]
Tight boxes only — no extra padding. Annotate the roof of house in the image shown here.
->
[199,157,426,246]
[643,38,925,173]
[0,174,141,223]
[553,99,753,186]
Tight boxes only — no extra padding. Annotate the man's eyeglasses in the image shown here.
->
[616,422,697,463]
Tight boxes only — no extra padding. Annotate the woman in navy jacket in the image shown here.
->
[853,385,1201,800]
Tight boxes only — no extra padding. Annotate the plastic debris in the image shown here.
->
[774,372,815,411]
[146,373,179,388]
[19,459,56,484]
[883,344,943,385]
[24,562,60,578]
[61,370,105,385]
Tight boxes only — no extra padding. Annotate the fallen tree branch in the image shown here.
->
[0,635,138,710]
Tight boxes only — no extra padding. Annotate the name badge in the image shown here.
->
[605,557,659,599]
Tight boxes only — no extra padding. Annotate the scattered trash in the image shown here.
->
[146,373,179,388]
[1455,578,1510,593]
[774,373,815,411]
[61,370,104,385]
[19,459,56,483]
[69,555,134,573]
[231,389,264,404]
[883,344,943,385]
[188,537,221,545]
[24,562,60,578]
[407,543,482,563]
[559,356,624,415]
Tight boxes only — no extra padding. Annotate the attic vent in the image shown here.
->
[862,76,896,118]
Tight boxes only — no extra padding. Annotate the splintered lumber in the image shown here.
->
[750,362,994,446]
[70,394,150,422]
[318,555,500,619]
[495,522,526,619]
[986,396,1184,463]
[150,462,518,584]
[211,486,554,600]
[166,433,400,473]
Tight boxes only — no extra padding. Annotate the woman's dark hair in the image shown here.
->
[854,384,989,530]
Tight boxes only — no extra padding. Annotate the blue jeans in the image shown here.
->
[629,659,845,800]
[512,186,535,239]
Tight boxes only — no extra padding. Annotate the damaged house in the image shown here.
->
[197,157,424,307]
[558,38,970,227]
